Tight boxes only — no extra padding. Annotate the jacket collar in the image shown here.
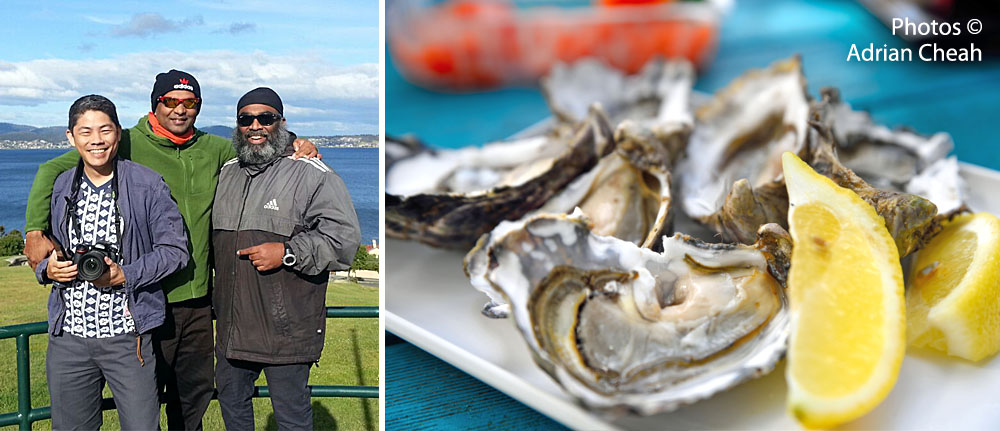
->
[136,115,205,149]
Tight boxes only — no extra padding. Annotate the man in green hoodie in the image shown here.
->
[23,70,319,430]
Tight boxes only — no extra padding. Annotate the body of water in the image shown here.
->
[0,148,379,248]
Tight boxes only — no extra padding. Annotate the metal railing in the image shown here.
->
[0,306,378,430]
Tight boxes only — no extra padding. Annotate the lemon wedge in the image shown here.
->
[781,152,906,429]
[906,212,1000,361]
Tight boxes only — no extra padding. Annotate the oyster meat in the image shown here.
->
[475,211,790,415]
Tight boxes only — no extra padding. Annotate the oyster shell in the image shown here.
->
[476,211,790,415]
[677,56,811,243]
[810,87,966,214]
[386,106,614,249]
[905,156,967,216]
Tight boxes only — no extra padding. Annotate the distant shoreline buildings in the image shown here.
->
[0,135,379,150]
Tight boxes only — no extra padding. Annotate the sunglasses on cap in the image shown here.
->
[237,112,282,127]
[158,96,200,109]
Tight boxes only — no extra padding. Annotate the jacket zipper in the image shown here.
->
[117,180,135,333]
[225,171,253,356]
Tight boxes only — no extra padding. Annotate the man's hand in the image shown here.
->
[92,256,126,288]
[26,231,55,270]
[237,242,285,272]
[45,250,77,283]
[292,138,322,160]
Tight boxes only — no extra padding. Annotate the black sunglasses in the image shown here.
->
[237,112,282,127]
[158,96,200,109]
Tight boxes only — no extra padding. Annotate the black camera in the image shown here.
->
[71,241,119,282]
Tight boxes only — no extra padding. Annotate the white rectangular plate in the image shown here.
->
[386,162,1000,430]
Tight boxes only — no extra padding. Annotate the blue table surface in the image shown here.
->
[386,0,1000,429]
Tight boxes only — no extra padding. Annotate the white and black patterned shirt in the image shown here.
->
[61,176,135,338]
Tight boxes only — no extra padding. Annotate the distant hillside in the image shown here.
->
[201,125,233,138]
[0,123,67,143]
[0,122,36,134]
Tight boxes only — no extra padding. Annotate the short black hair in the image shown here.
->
[68,94,121,130]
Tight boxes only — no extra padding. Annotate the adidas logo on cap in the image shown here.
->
[174,77,194,92]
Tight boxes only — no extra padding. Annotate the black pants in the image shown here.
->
[215,346,313,431]
[152,296,215,431]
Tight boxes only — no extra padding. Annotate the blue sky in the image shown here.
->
[0,0,378,135]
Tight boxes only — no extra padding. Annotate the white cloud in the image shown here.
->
[0,51,378,134]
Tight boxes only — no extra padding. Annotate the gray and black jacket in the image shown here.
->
[212,145,361,364]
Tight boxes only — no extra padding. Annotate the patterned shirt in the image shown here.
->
[61,176,134,338]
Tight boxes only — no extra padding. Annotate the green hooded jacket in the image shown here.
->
[25,115,236,303]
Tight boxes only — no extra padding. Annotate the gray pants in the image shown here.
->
[215,347,312,431]
[47,332,159,431]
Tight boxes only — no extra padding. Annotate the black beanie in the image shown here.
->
[150,69,201,111]
[236,87,283,116]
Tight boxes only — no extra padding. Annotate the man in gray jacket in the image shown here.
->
[211,87,360,430]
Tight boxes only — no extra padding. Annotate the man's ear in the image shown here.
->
[65,129,74,147]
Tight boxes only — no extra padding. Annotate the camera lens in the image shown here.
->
[78,255,106,281]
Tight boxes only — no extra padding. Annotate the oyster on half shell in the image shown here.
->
[465,133,677,318]
[810,87,966,215]
[677,56,810,244]
[386,106,614,249]
[476,211,791,415]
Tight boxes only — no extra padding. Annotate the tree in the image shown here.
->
[349,245,379,277]
[0,229,25,257]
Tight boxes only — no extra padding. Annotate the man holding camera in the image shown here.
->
[212,87,360,430]
[35,95,189,429]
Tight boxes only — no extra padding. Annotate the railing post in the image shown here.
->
[16,333,31,431]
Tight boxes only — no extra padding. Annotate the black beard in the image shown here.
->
[232,122,289,165]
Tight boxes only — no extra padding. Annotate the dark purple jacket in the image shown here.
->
[35,158,189,335]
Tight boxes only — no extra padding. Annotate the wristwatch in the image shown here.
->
[282,243,297,266]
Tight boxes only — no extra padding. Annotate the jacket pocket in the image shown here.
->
[269,282,292,338]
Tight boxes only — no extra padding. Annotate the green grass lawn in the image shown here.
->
[0,265,379,430]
